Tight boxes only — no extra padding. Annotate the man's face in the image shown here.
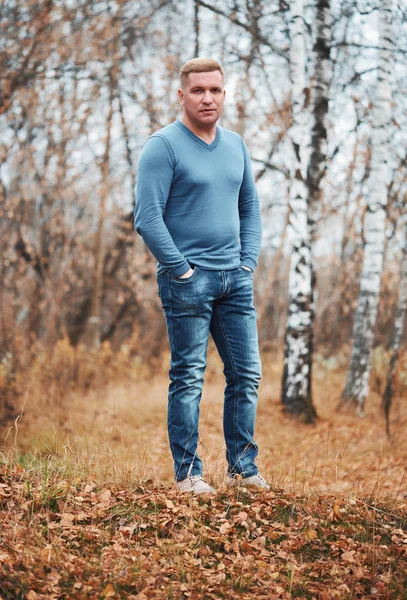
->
[178,70,225,128]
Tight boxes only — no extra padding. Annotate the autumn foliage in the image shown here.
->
[1,352,407,598]
[1,458,407,599]
[1,0,407,596]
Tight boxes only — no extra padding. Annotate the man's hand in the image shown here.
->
[179,268,194,279]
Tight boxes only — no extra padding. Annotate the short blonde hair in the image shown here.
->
[180,58,224,89]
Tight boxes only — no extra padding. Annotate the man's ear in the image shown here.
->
[177,88,184,105]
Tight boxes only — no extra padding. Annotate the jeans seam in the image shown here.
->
[165,275,202,481]
[166,275,177,469]
[157,274,164,298]
[214,303,243,475]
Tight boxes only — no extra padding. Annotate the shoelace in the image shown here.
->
[189,475,206,485]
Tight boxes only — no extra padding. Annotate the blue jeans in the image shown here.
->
[158,265,262,481]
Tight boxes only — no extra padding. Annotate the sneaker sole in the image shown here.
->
[226,480,270,491]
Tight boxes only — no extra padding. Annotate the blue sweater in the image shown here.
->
[134,120,262,277]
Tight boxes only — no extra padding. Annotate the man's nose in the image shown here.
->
[202,91,213,104]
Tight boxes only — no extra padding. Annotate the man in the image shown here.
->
[134,58,269,494]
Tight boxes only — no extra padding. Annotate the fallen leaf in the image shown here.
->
[341,550,356,563]
[101,582,116,597]
[237,511,248,521]
[60,513,75,527]
[250,536,266,549]
[0,551,11,563]
[220,522,232,534]
[305,529,318,540]
[99,489,112,503]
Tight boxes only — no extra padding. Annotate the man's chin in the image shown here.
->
[197,113,219,124]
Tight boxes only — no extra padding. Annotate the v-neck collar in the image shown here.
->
[175,119,221,152]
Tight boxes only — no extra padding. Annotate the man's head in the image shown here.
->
[179,58,224,90]
[178,58,225,130]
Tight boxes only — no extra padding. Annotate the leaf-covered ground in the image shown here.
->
[2,353,407,598]
[1,462,406,599]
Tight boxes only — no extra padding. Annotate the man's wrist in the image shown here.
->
[179,268,194,279]
[240,257,257,272]
[171,261,191,278]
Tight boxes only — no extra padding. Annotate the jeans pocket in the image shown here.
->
[169,266,200,284]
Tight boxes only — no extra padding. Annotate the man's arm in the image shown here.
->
[239,139,262,271]
[134,135,190,278]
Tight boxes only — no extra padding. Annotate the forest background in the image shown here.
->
[1,0,407,482]
[1,0,407,484]
[1,1,407,598]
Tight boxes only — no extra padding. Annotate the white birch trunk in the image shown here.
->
[382,219,407,436]
[282,0,331,423]
[340,0,393,416]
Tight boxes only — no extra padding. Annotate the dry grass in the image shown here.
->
[1,345,407,599]
[3,344,407,502]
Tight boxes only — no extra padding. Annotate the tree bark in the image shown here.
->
[382,219,407,437]
[194,0,200,57]
[340,0,393,416]
[282,0,331,423]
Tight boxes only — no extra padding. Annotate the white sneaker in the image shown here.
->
[175,475,215,494]
[226,473,270,491]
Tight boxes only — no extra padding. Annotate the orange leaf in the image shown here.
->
[305,529,318,540]
[101,583,116,597]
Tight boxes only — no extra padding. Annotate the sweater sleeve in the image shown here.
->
[238,139,262,271]
[134,135,190,277]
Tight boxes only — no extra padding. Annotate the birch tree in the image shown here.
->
[282,0,331,423]
[340,0,393,416]
[382,215,407,437]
